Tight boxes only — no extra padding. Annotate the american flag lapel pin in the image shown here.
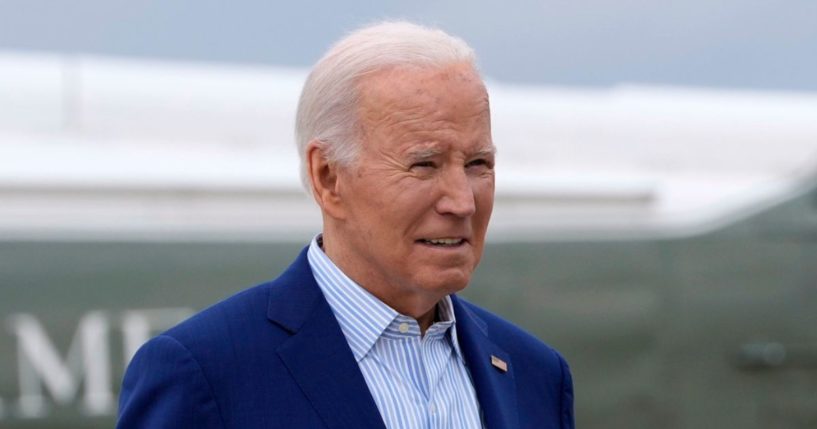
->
[491,355,508,372]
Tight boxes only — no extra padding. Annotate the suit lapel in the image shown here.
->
[267,249,386,429]
[453,295,521,429]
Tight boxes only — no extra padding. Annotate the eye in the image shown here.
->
[466,158,493,169]
[410,161,436,169]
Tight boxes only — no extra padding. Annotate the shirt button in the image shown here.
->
[399,323,409,333]
[429,403,437,414]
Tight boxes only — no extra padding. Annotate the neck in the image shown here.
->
[416,305,437,335]
[319,229,443,332]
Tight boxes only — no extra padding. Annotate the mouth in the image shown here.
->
[417,237,467,247]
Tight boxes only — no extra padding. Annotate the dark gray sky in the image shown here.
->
[1,0,816,91]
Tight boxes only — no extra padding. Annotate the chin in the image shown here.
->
[421,270,472,295]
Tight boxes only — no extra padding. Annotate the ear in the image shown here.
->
[306,140,347,220]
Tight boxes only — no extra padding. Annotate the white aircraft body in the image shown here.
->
[1,51,816,242]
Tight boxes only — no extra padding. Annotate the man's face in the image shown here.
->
[330,63,495,313]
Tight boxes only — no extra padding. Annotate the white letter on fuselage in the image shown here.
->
[8,312,112,418]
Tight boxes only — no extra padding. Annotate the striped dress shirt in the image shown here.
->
[307,236,483,429]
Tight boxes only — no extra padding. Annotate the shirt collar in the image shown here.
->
[307,235,465,362]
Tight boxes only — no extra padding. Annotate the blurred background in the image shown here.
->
[1,1,816,427]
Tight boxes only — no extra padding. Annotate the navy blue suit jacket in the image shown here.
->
[118,247,574,428]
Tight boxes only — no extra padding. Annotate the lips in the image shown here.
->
[418,237,466,246]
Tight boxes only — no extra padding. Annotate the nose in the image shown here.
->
[435,167,476,217]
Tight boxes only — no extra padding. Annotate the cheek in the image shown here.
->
[344,173,392,217]
[368,185,430,236]
[474,180,495,210]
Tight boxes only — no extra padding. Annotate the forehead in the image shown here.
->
[356,63,491,150]
[358,63,487,111]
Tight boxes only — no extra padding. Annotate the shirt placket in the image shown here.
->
[426,323,454,428]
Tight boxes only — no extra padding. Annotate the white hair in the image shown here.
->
[295,21,478,192]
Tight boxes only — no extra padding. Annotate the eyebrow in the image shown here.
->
[406,147,444,160]
[405,145,497,160]
[473,146,497,158]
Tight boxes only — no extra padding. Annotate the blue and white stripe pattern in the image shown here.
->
[307,236,483,429]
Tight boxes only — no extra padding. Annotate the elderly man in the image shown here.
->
[118,21,574,429]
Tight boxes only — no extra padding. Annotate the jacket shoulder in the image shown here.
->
[162,246,318,349]
[163,281,275,346]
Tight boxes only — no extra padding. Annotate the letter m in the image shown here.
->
[8,312,112,418]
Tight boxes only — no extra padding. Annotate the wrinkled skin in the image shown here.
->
[309,63,495,330]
